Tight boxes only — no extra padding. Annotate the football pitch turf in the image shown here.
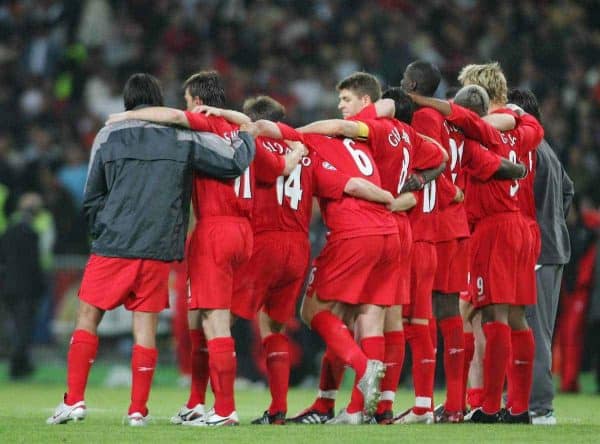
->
[1,365,600,443]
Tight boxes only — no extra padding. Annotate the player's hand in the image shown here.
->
[285,140,309,156]
[105,112,130,125]
[193,105,223,117]
[506,103,525,116]
[453,186,464,203]
[517,162,528,179]
[401,173,426,192]
[240,122,259,138]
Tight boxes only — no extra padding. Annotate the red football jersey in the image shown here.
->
[184,112,284,219]
[278,124,398,241]
[491,109,544,223]
[251,131,314,234]
[412,107,470,241]
[358,116,444,239]
[464,110,543,225]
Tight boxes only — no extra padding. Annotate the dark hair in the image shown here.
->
[123,73,164,110]
[242,96,285,121]
[454,85,489,117]
[183,70,225,107]
[382,87,414,124]
[508,88,541,122]
[403,60,441,96]
[336,72,382,102]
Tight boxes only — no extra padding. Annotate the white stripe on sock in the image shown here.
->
[318,390,337,400]
[415,396,432,408]
[381,391,396,402]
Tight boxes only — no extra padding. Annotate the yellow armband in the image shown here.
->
[356,121,370,140]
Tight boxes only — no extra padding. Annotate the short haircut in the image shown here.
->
[123,73,164,110]
[453,85,490,117]
[336,72,382,102]
[183,70,225,107]
[508,88,541,122]
[382,87,414,124]
[243,96,286,121]
[458,62,507,105]
[404,60,441,96]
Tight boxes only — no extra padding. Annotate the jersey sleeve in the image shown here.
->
[412,109,442,141]
[184,111,212,131]
[515,114,544,155]
[461,139,502,181]
[446,103,502,149]
[436,174,457,210]
[356,118,386,156]
[311,152,350,200]
[253,143,286,185]
[276,122,305,142]
[411,128,445,170]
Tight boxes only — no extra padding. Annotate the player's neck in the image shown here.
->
[489,102,506,112]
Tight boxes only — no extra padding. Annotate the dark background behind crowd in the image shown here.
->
[1,0,599,389]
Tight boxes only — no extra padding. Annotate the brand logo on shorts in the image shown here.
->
[421,358,436,364]
[514,360,529,365]
[448,348,464,355]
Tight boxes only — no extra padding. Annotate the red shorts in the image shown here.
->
[470,213,526,308]
[459,273,472,303]
[232,231,310,324]
[434,238,469,294]
[307,234,401,306]
[187,217,253,310]
[403,241,437,319]
[515,220,540,306]
[394,217,413,306]
[79,254,171,312]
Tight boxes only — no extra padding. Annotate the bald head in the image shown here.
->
[453,85,490,117]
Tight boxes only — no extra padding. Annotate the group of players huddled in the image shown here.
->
[48,59,545,427]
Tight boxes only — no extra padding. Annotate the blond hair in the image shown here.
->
[458,62,507,105]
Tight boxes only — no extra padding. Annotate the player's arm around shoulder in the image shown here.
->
[106,107,190,128]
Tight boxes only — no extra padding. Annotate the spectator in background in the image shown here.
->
[0,193,46,379]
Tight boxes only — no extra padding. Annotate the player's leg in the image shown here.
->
[374,305,405,422]
[127,311,159,425]
[292,300,350,423]
[504,304,534,422]
[469,303,509,422]
[459,297,475,413]
[171,309,208,424]
[252,310,288,424]
[201,308,238,425]
[466,310,485,411]
[433,291,465,420]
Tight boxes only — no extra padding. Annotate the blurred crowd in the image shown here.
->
[1,0,600,384]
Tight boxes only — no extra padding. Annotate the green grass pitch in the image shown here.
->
[1,365,600,443]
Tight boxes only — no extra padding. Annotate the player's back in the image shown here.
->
[184,113,253,219]
[252,135,314,234]
[412,107,469,241]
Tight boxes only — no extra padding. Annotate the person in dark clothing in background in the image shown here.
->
[508,88,574,425]
[0,192,45,380]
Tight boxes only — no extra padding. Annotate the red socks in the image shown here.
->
[263,333,290,415]
[187,329,209,408]
[439,316,464,413]
[310,311,367,376]
[129,344,158,416]
[65,329,99,405]
[462,332,475,411]
[429,319,438,354]
[467,387,483,409]
[482,322,510,414]
[376,331,405,414]
[507,329,535,414]
[311,347,347,413]
[208,337,237,417]
[348,336,384,414]
[406,324,436,415]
